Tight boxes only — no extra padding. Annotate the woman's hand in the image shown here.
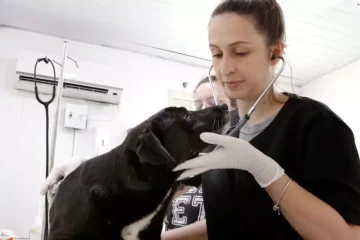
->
[173,132,284,188]
[40,156,89,195]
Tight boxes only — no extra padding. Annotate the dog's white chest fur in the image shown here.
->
[121,190,171,240]
[121,213,156,240]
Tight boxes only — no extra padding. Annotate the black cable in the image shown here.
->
[34,57,57,240]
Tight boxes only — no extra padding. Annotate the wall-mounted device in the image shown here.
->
[14,50,124,104]
[94,127,111,156]
[64,103,88,130]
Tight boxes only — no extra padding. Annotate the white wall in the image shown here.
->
[0,27,208,238]
[303,59,360,149]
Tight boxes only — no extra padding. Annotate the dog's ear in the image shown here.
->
[136,130,175,166]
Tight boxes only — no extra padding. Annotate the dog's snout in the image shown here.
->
[213,103,228,113]
[220,103,228,111]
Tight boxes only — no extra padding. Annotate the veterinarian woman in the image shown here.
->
[163,76,237,231]
[41,0,360,239]
[164,0,360,239]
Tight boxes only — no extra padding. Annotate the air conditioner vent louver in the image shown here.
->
[19,75,108,94]
[19,75,57,86]
[64,83,108,94]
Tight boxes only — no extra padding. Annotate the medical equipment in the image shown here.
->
[208,66,219,106]
[208,56,286,137]
[33,56,56,240]
[176,56,286,181]
[32,41,69,240]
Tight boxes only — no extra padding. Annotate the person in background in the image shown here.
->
[191,76,237,112]
[163,76,237,231]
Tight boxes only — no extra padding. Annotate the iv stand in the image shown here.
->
[49,42,68,175]
[41,41,69,240]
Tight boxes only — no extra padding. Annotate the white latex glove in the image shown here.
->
[40,156,89,195]
[174,132,285,188]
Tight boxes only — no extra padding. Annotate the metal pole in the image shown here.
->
[49,41,68,173]
[41,41,69,240]
[49,41,68,172]
[208,65,218,105]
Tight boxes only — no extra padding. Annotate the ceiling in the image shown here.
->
[1,0,360,88]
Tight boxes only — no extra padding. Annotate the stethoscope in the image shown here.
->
[177,56,286,181]
[208,56,286,145]
[33,57,57,240]
[34,52,79,240]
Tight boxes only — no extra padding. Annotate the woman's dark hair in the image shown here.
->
[211,0,289,104]
[194,76,237,109]
[211,0,285,46]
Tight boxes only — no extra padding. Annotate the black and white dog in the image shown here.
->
[48,104,229,240]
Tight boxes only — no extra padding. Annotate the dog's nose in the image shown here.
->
[219,103,228,110]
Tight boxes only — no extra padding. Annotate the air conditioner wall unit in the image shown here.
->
[14,50,124,104]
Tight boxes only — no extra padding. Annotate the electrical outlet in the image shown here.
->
[64,103,88,129]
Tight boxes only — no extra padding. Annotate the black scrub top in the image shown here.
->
[199,93,360,239]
